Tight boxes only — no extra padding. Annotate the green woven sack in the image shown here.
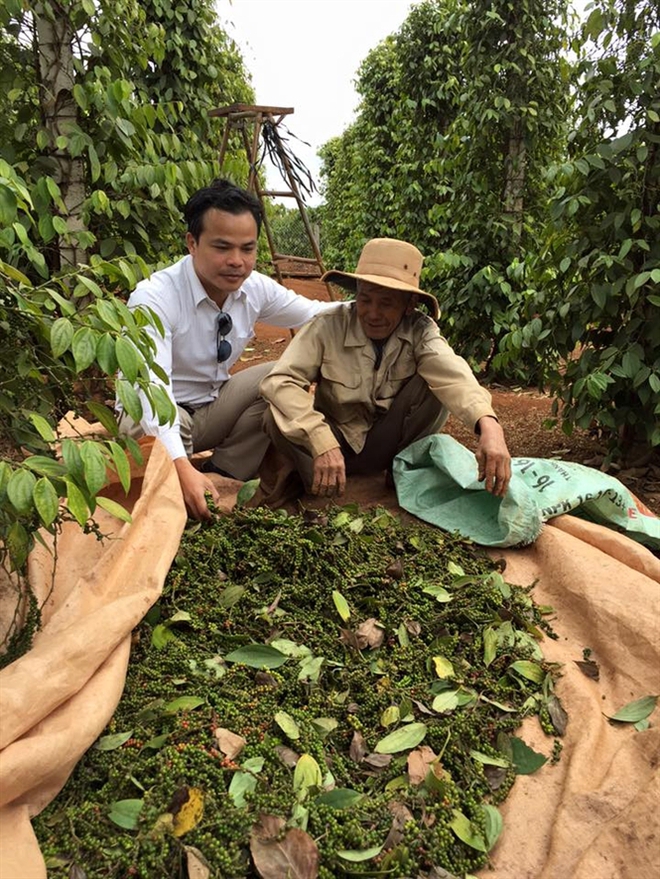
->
[393,435,660,549]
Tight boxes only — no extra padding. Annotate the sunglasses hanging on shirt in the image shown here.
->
[216,310,233,363]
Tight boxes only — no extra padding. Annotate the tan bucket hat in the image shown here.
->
[322,238,439,319]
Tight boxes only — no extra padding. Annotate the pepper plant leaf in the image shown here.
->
[605,695,657,723]
[225,644,288,669]
[374,722,427,754]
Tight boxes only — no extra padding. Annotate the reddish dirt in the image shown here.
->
[231,279,660,516]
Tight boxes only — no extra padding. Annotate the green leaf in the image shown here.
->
[311,716,338,738]
[96,334,118,375]
[7,469,36,514]
[422,583,453,602]
[88,144,101,183]
[6,522,30,570]
[470,749,510,768]
[225,644,288,669]
[510,737,547,774]
[95,730,133,751]
[336,844,383,862]
[433,656,455,678]
[236,478,260,506]
[142,733,170,750]
[71,326,98,372]
[106,441,131,491]
[108,799,143,830]
[228,758,263,808]
[332,589,351,621]
[483,626,497,666]
[115,336,141,383]
[482,804,503,851]
[298,655,324,682]
[274,710,300,740]
[605,695,657,724]
[509,660,545,684]
[65,480,89,527]
[33,477,60,527]
[28,413,56,443]
[86,402,119,438]
[374,722,427,754]
[449,809,487,852]
[348,516,364,533]
[50,317,74,357]
[315,788,363,809]
[163,696,205,714]
[218,584,245,608]
[95,299,121,331]
[432,690,460,712]
[151,623,177,649]
[293,753,323,800]
[116,380,143,423]
[80,440,108,495]
[96,496,132,523]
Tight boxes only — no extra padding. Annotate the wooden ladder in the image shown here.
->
[209,103,336,299]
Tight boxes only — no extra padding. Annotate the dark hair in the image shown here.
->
[183,179,263,241]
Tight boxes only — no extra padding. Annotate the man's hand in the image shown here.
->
[475,416,511,497]
[311,447,346,497]
[174,457,222,520]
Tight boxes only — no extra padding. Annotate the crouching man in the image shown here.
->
[259,238,511,499]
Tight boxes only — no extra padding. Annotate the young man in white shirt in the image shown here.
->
[117,179,338,519]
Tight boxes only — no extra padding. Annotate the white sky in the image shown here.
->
[216,0,421,205]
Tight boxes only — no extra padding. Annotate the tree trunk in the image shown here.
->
[503,118,526,244]
[34,1,87,269]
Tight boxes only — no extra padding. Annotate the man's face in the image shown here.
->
[186,208,258,300]
[355,282,415,340]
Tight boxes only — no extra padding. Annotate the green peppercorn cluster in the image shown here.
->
[35,505,563,877]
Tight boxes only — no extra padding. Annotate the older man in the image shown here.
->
[117,179,337,519]
[259,237,511,499]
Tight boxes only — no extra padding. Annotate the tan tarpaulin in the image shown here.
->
[1,439,659,878]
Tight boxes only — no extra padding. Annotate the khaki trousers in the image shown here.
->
[264,374,447,492]
[118,362,274,480]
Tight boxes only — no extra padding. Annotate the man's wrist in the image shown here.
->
[475,415,501,435]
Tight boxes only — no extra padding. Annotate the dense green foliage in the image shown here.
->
[319,0,572,368]
[509,0,660,455]
[0,0,254,600]
[35,506,562,877]
[0,0,253,276]
[319,0,659,458]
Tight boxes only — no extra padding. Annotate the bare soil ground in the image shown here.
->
[233,278,660,516]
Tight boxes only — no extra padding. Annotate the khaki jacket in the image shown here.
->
[260,304,497,457]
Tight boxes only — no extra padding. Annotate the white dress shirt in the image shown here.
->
[118,255,338,460]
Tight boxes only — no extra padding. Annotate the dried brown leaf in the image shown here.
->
[250,814,319,879]
[255,671,279,688]
[547,695,568,736]
[575,659,600,681]
[355,618,385,649]
[274,745,300,768]
[484,765,507,791]
[214,727,246,760]
[407,745,438,786]
[385,558,404,580]
[184,845,211,879]
[411,697,434,715]
[349,730,367,763]
[382,801,414,850]
[363,752,393,769]
[405,619,421,636]
[339,628,362,651]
